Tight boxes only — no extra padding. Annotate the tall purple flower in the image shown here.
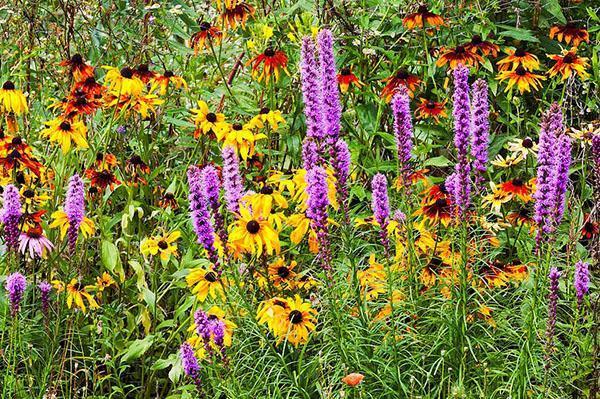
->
[179,342,202,389]
[332,138,351,221]
[545,267,561,361]
[38,281,52,316]
[221,146,243,214]
[187,166,219,267]
[201,165,228,247]
[1,184,21,251]
[194,309,226,355]
[306,166,330,269]
[302,138,321,170]
[551,134,572,228]
[371,173,391,255]
[470,79,490,187]
[300,36,324,140]
[452,65,472,218]
[64,174,85,253]
[391,86,413,184]
[574,261,589,308]
[317,29,342,144]
[5,272,26,316]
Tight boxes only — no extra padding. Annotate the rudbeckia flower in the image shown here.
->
[257,297,290,334]
[150,70,187,95]
[381,70,421,101]
[190,22,223,53]
[498,178,532,202]
[464,35,499,57]
[186,267,227,302]
[40,117,88,153]
[218,0,255,29]
[49,209,95,239]
[134,64,156,84]
[105,93,164,119]
[190,100,228,138]
[64,279,99,313]
[229,203,280,256]
[337,67,363,93]
[223,123,267,160]
[140,231,181,261]
[496,48,539,71]
[59,54,95,82]
[490,153,524,168]
[507,137,538,158]
[549,23,589,47]
[496,66,545,94]
[436,45,483,69]
[402,5,444,29]
[416,98,447,122]
[481,182,512,213]
[0,136,43,176]
[0,81,28,115]
[580,214,598,241]
[72,76,106,98]
[547,49,589,81]
[102,66,145,96]
[268,258,298,288]
[276,295,317,346]
[248,107,286,131]
[414,197,453,226]
[357,254,387,300]
[247,48,289,83]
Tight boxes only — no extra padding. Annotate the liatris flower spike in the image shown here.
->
[2,184,22,251]
[180,342,202,390]
[545,267,561,362]
[65,174,85,253]
[5,272,27,316]
[221,145,243,214]
[371,173,391,254]
[470,78,490,188]
[317,29,342,145]
[306,166,330,269]
[187,165,219,267]
[38,281,52,316]
[574,260,589,308]
[452,64,472,218]
[391,85,413,184]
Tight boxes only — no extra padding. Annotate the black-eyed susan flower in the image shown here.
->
[498,178,532,202]
[219,0,255,30]
[140,231,181,261]
[91,272,116,294]
[102,66,145,96]
[357,254,387,300]
[507,137,538,158]
[247,48,289,83]
[105,93,163,119]
[464,35,500,57]
[496,48,539,71]
[337,67,363,93]
[0,81,28,115]
[63,279,99,313]
[507,206,535,227]
[150,70,187,95]
[257,297,289,334]
[40,117,88,153]
[481,182,512,213]
[59,54,95,82]
[381,70,421,101]
[491,152,524,168]
[64,91,102,115]
[268,258,298,288]
[49,208,95,239]
[436,45,483,69]
[85,166,120,191]
[134,63,156,84]
[224,122,267,160]
[187,268,227,302]
[72,76,106,98]
[0,136,43,176]
[547,49,589,81]
[549,23,589,47]
[402,5,444,30]
[416,98,447,122]
[496,66,545,94]
[229,203,280,256]
[190,22,223,53]
[191,100,228,139]
[249,107,286,131]
[277,295,317,346]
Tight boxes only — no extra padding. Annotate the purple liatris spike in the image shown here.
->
[331,138,351,220]
[391,86,413,182]
[201,165,228,247]
[5,272,26,316]
[221,145,243,214]
[300,36,324,139]
[194,309,226,354]
[452,65,472,218]
[1,184,21,251]
[180,342,202,389]
[38,281,52,316]
[302,138,321,170]
[306,166,331,269]
[187,166,219,267]
[470,79,490,187]
[64,174,85,253]
[545,267,561,359]
[371,173,391,254]
[574,261,589,307]
[317,29,342,144]
[551,134,572,229]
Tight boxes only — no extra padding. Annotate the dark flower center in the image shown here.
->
[522,137,533,148]
[395,70,409,79]
[514,48,527,57]
[246,220,260,234]
[120,67,134,78]
[417,5,429,13]
[75,97,88,106]
[129,155,142,164]
[157,240,168,249]
[71,54,84,64]
[206,112,217,123]
[59,121,71,131]
[3,81,15,90]
[264,48,275,57]
[289,310,303,324]
[205,271,218,282]
[23,189,35,198]
[583,222,594,233]
[137,64,149,73]
[471,35,482,44]
[84,77,97,85]
[426,101,436,109]
[259,107,270,114]
[96,152,104,162]
[277,266,290,278]
[341,67,351,75]
[515,66,527,76]
[562,54,574,64]
[164,70,174,78]
[429,257,443,270]
[164,192,175,200]
[439,183,448,194]
[512,178,523,187]
[518,207,531,217]
[233,123,243,130]
[454,45,466,54]
[435,198,447,208]
[200,22,211,31]
[260,185,274,194]
[12,136,22,145]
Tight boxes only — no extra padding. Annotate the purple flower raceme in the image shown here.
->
[1,184,21,251]
[201,165,228,248]
[470,79,490,188]
[551,134,572,228]
[452,65,472,218]
[179,342,202,389]
[187,166,219,268]
[331,138,351,221]
[574,260,590,308]
[38,281,52,316]
[545,267,561,362]
[64,174,85,253]
[221,145,243,214]
[302,138,321,170]
[391,86,414,185]
[305,166,331,269]
[593,134,600,177]
[317,29,342,145]
[194,309,226,355]
[5,272,26,316]
[300,36,324,140]
[371,173,391,255]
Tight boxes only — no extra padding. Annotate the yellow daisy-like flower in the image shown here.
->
[223,122,267,160]
[491,153,524,168]
[547,49,589,81]
[496,66,546,94]
[268,258,298,288]
[140,231,181,261]
[66,278,99,313]
[186,267,227,302]
[481,182,512,213]
[149,71,188,95]
[357,254,387,301]
[40,118,88,153]
[0,81,28,115]
[102,66,145,96]
[229,203,280,256]
[276,295,317,346]
[257,297,290,334]
[249,107,286,131]
[49,210,95,239]
[190,100,228,138]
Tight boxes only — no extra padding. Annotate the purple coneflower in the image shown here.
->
[187,166,219,267]
[38,281,52,316]
[64,174,85,253]
[221,146,243,214]
[5,272,26,316]
[545,267,561,362]
[371,173,391,254]
[306,166,330,269]
[300,36,324,140]
[2,184,21,251]
[452,65,472,218]
[317,29,342,144]
[470,78,490,188]
[19,226,54,259]
[574,260,589,308]
[391,86,413,184]
[180,342,202,389]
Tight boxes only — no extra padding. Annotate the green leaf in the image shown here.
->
[424,156,452,167]
[121,335,155,363]
[497,25,540,43]
[101,241,124,282]
[543,0,566,24]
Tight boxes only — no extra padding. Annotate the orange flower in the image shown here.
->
[464,35,499,57]
[402,5,444,29]
[247,48,289,83]
[415,197,453,226]
[381,70,421,102]
[497,48,539,71]
[134,64,157,84]
[497,66,545,94]
[549,24,589,47]
[72,76,106,98]
[498,178,532,202]
[64,91,102,115]
[59,53,94,82]
[190,22,223,53]
[547,49,589,81]
[416,98,447,122]
[436,45,482,69]
[337,67,363,93]
[219,1,254,30]
[341,373,364,387]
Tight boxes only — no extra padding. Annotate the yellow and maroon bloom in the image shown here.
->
[126,155,150,186]
[158,191,178,210]
[497,66,545,94]
[580,214,598,241]
[415,197,453,226]
[150,71,187,95]
[507,206,534,227]
[436,45,483,69]
[497,48,539,71]
[134,64,156,84]
[219,0,255,30]
[549,24,589,47]
[547,49,589,81]
[464,35,499,57]
[64,91,102,115]
[72,76,106,99]
[59,53,94,82]
[247,48,289,83]
[498,178,532,202]
[416,98,447,122]
[402,5,444,30]
[190,22,223,53]
[0,136,43,176]
[381,69,421,101]
[337,67,363,93]
[86,166,120,191]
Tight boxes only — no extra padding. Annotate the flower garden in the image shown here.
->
[0,1,598,398]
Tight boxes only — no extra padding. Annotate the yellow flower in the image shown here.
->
[149,71,188,95]
[257,297,289,334]
[262,25,274,39]
[268,258,297,288]
[223,122,267,160]
[140,231,181,261]
[229,203,280,256]
[190,100,228,138]
[248,108,286,131]
[186,267,227,302]
[102,66,145,96]
[491,153,524,168]
[481,182,513,213]
[40,118,88,153]
[91,272,116,292]
[276,295,317,346]
[66,278,99,313]
[357,254,387,300]
[49,210,95,239]
[0,81,28,115]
